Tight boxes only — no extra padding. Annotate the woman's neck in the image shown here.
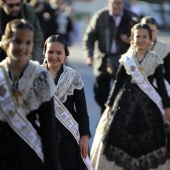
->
[48,66,62,80]
[135,49,148,62]
[7,58,28,78]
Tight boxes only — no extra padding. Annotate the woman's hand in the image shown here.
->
[79,135,89,159]
[120,34,130,44]
[165,107,170,123]
[85,57,93,66]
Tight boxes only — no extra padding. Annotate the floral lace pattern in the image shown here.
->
[103,80,170,169]
[120,50,163,79]
[0,60,55,119]
[104,145,169,170]
[55,66,84,103]
[153,39,170,59]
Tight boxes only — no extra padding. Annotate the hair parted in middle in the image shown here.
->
[140,16,159,29]
[43,35,70,57]
[0,18,34,51]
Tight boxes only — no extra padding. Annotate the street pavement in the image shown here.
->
[68,42,100,149]
[67,30,170,150]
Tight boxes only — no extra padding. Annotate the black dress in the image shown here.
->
[54,67,91,170]
[164,53,170,84]
[0,99,57,170]
[104,64,170,170]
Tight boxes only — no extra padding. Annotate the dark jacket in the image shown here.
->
[0,3,43,62]
[83,7,139,76]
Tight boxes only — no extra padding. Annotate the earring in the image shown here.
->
[42,57,48,68]
[63,58,67,64]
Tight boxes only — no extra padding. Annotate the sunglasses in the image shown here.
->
[6,2,21,8]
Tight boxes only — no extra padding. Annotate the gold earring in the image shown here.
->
[42,58,48,68]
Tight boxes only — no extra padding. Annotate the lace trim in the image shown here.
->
[153,39,170,59]
[1,59,55,118]
[120,50,163,79]
[55,66,84,103]
[104,145,170,170]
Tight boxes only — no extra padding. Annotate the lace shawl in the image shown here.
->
[153,39,170,59]
[120,50,164,82]
[0,59,55,121]
[55,65,84,103]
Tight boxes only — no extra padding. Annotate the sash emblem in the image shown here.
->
[56,106,64,114]
[0,85,6,97]
[130,65,136,72]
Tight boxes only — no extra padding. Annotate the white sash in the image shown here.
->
[123,55,165,116]
[0,67,44,162]
[53,95,94,170]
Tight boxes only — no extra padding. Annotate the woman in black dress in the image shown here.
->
[42,35,92,170]
[141,16,170,85]
[91,23,170,170]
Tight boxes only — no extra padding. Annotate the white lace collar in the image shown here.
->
[0,59,55,120]
[152,39,170,59]
[120,50,163,78]
[55,65,84,103]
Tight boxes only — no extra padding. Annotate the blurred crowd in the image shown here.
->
[0,0,169,64]
[0,0,74,63]
[1,0,170,170]
[28,0,74,46]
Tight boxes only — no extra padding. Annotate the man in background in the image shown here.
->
[83,0,139,114]
[0,0,43,62]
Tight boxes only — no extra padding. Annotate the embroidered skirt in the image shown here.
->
[91,83,170,170]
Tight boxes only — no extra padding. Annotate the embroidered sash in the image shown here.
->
[0,66,44,162]
[122,55,165,116]
[53,95,94,170]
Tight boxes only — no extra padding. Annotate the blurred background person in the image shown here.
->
[30,0,57,44]
[0,0,43,62]
[141,16,170,84]
[49,0,74,46]
[83,0,139,114]
[129,0,145,19]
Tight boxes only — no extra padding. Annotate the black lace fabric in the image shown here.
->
[0,121,23,170]
[103,76,170,169]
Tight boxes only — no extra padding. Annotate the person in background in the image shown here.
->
[141,16,170,84]
[53,2,73,46]
[42,35,92,170]
[129,0,145,19]
[83,0,139,114]
[30,0,57,42]
[0,19,58,170]
[91,23,170,170]
[0,0,43,62]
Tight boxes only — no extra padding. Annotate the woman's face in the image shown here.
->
[133,28,151,51]
[7,28,34,62]
[148,24,158,42]
[45,42,66,69]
